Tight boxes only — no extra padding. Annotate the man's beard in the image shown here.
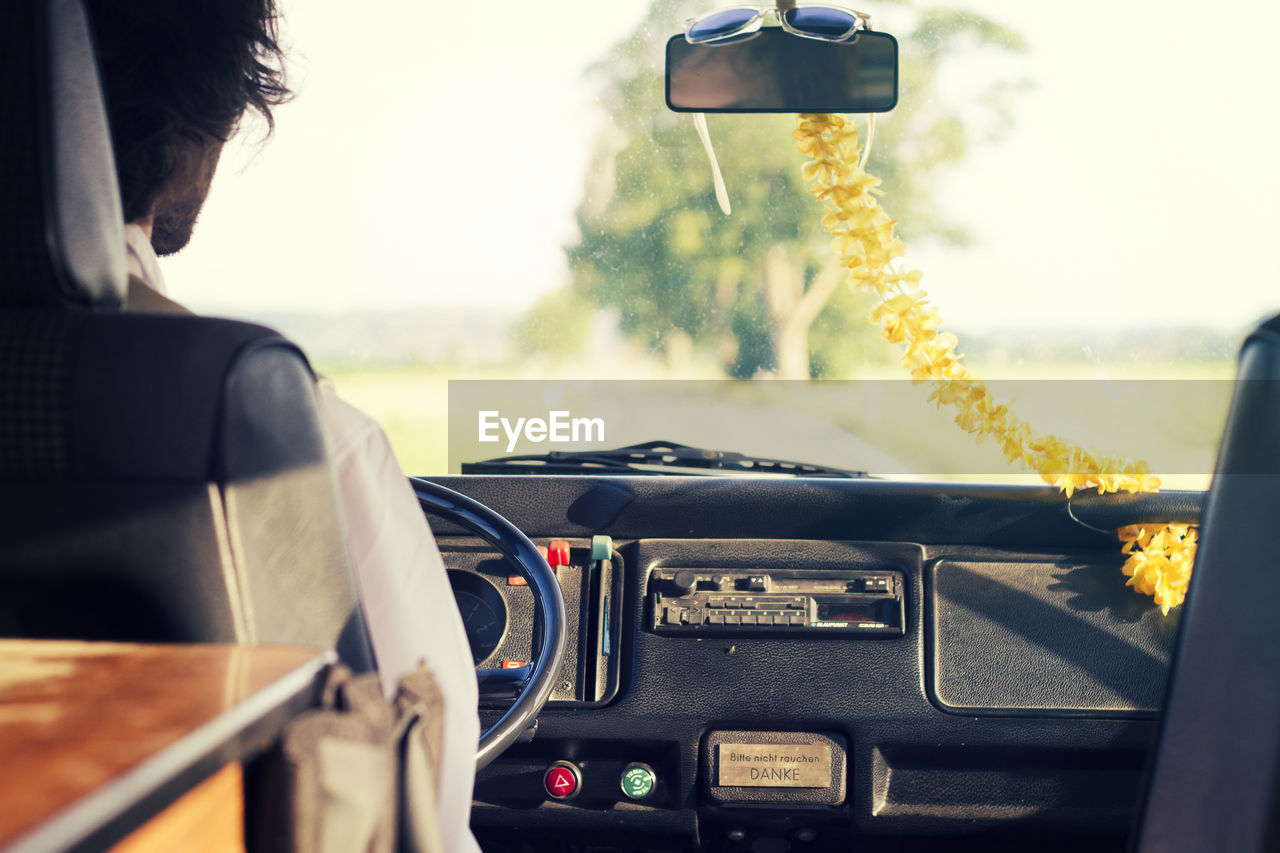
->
[150,140,221,256]
[150,199,202,256]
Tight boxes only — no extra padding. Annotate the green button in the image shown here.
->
[620,762,656,800]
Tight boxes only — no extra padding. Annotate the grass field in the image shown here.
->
[320,360,1236,491]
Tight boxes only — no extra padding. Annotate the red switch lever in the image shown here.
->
[547,540,571,568]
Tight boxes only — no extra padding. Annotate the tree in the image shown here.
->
[560,0,1027,378]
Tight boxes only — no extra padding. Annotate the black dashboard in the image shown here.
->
[429,475,1198,852]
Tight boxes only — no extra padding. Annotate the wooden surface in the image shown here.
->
[109,763,243,853]
[0,641,328,852]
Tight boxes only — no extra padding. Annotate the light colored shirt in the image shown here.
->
[124,224,480,852]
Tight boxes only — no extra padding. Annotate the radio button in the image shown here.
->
[787,601,806,609]
[672,570,698,596]
[709,614,726,625]
[740,614,757,625]
[724,614,741,625]
[787,614,807,626]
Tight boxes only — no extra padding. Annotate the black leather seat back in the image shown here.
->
[1135,316,1280,852]
[0,0,375,671]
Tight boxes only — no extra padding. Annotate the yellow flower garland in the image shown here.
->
[794,113,1195,613]
[1118,524,1196,614]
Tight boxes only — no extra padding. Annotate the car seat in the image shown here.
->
[1134,317,1280,851]
[0,0,375,673]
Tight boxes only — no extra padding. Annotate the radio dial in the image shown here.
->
[672,570,699,596]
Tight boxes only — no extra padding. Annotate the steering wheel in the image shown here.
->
[409,478,567,770]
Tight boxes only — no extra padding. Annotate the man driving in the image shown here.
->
[82,2,481,849]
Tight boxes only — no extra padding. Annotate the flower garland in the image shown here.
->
[793,113,1195,613]
[1118,524,1196,614]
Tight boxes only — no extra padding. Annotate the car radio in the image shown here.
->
[648,568,905,637]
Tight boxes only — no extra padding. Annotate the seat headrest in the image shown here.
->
[0,0,126,310]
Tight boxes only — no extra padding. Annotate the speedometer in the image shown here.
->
[447,571,508,665]
[454,591,504,664]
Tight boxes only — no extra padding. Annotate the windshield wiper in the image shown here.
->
[461,440,869,478]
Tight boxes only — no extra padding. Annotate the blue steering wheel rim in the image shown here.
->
[409,477,568,770]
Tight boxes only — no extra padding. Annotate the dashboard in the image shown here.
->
[429,474,1195,852]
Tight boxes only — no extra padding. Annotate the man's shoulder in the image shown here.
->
[315,380,390,463]
[125,275,192,314]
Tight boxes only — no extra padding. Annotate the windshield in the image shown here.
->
[162,0,1280,489]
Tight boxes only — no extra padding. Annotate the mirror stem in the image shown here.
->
[694,113,732,216]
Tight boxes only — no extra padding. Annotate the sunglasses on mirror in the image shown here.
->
[684,4,872,45]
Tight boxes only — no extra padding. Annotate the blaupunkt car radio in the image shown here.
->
[648,568,905,637]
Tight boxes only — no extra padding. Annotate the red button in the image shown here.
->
[543,762,580,800]
[547,540,571,568]
[501,659,525,669]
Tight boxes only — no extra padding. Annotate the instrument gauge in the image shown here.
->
[447,571,508,665]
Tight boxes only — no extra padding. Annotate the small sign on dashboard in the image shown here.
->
[716,743,831,788]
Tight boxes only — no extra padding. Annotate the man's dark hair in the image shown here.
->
[84,0,292,223]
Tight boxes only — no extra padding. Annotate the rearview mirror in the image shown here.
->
[666,29,898,113]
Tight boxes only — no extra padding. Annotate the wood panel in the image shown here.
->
[110,763,243,853]
[0,641,328,851]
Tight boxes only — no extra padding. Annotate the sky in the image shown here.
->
[165,0,1280,335]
